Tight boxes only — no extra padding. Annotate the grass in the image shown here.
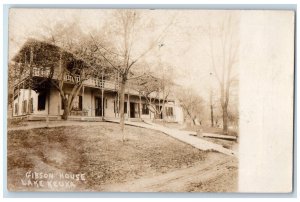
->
[152,120,238,136]
[7,122,209,191]
[151,120,238,150]
[7,118,28,128]
[184,125,239,137]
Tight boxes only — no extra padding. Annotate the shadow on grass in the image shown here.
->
[7,123,210,191]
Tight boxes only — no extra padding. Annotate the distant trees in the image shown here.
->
[176,87,205,126]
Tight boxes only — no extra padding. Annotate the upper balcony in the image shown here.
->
[14,66,170,100]
[14,67,120,92]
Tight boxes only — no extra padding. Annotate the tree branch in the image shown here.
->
[89,33,121,72]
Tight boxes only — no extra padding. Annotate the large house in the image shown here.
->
[11,39,183,123]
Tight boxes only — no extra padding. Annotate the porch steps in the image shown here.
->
[15,115,105,122]
[27,115,60,121]
[128,118,143,122]
[68,116,104,122]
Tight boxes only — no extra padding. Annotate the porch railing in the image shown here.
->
[32,67,51,77]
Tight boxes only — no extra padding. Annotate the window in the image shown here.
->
[38,93,46,110]
[14,103,18,115]
[124,102,127,113]
[166,107,174,116]
[142,104,149,115]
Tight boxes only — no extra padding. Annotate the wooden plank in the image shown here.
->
[202,133,237,140]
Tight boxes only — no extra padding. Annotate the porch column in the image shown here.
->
[22,52,26,115]
[101,70,104,120]
[47,89,50,115]
[91,90,93,116]
[17,83,20,115]
[27,46,33,115]
[117,90,120,118]
[158,89,161,119]
[101,88,104,119]
[139,94,142,118]
[22,82,25,115]
[114,95,117,118]
[12,63,16,117]
[82,86,85,115]
[127,88,130,119]
[27,85,31,114]
[117,70,120,118]
[58,92,61,115]
[127,89,130,120]
[46,89,50,125]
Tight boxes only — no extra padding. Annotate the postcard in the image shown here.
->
[6,8,295,193]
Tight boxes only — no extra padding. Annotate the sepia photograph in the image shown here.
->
[5,8,294,193]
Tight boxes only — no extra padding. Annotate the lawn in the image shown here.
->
[7,122,210,191]
[151,121,238,150]
[152,120,239,137]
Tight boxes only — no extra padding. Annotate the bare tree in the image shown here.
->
[209,88,214,127]
[207,14,239,135]
[133,71,173,120]
[176,87,205,126]
[90,10,175,141]
[36,22,104,120]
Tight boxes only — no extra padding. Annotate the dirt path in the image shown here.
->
[101,153,237,192]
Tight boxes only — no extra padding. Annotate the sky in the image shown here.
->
[8,9,240,102]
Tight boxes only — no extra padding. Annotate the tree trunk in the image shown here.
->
[220,82,229,135]
[119,80,126,141]
[162,88,166,122]
[62,98,69,120]
[210,104,214,127]
[192,118,196,126]
[139,94,142,119]
[222,104,229,135]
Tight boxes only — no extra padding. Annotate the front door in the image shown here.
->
[95,97,104,117]
[130,102,135,118]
